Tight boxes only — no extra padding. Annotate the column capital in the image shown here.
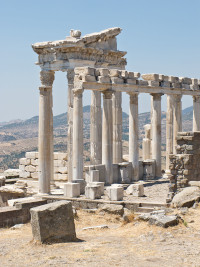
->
[150,93,163,100]
[193,95,200,102]
[67,69,75,83]
[72,88,84,96]
[129,93,138,105]
[40,70,55,87]
[173,94,182,102]
[102,90,113,99]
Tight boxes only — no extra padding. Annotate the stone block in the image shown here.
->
[138,80,148,86]
[74,67,95,76]
[73,179,86,194]
[54,160,66,167]
[26,152,38,159]
[179,77,192,85]
[19,158,31,165]
[97,76,110,83]
[54,173,67,181]
[160,81,170,88]
[25,165,36,172]
[64,183,80,198]
[83,75,96,82]
[19,165,25,171]
[107,186,124,201]
[94,164,106,183]
[30,172,38,179]
[111,77,124,84]
[0,176,5,187]
[109,69,120,77]
[30,201,76,243]
[4,169,21,178]
[85,185,101,200]
[126,79,137,85]
[128,71,140,79]
[31,159,39,166]
[148,81,159,87]
[118,163,131,184]
[90,170,99,182]
[98,204,124,215]
[126,183,144,197]
[142,73,159,81]
[57,153,67,160]
[121,70,128,79]
[20,171,31,179]
[89,182,104,195]
[98,68,109,77]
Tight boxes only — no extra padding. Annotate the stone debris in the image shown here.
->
[139,211,179,228]
[171,186,200,208]
[4,169,21,178]
[82,225,109,230]
[126,184,144,197]
[98,204,124,216]
[30,201,76,243]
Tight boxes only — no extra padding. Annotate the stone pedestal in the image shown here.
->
[64,183,80,198]
[173,95,182,154]
[129,93,139,181]
[107,185,124,201]
[193,96,200,131]
[151,93,162,177]
[102,90,113,184]
[90,91,102,165]
[38,70,55,194]
[113,91,122,164]
[72,89,84,181]
[67,70,75,182]
[85,185,101,200]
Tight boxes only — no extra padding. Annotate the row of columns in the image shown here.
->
[38,69,200,194]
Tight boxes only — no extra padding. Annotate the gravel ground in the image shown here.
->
[0,207,200,267]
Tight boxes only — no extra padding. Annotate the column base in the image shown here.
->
[73,179,86,194]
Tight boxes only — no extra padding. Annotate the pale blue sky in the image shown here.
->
[0,0,200,121]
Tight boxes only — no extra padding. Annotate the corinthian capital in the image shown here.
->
[40,70,55,87]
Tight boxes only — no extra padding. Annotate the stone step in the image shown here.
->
[139,202,167,208]
[137,207,154,213]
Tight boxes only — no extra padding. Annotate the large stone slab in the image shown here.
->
[30,201,76,243]
[172,186,200,208]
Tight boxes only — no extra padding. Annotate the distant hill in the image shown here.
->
[0,105,193,170]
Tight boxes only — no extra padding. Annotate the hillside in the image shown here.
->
[0,105,193,170]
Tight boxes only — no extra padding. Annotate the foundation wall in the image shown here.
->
[19,152,68,181]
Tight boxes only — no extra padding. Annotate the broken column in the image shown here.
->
[142,124,151,160]
[129,93,139,181]
[151,93,162,177]
[90,91,102,165]
[38,70,55,194]
[173,94,182,153]
[193,96,200,131]
[102,90,113,184]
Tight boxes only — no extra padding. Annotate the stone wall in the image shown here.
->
[19,152,68,181]
[169,132,200,194]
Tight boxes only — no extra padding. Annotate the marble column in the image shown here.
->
[129,93,139,181]
[67,69,75,182]
[113,91,123,164]
[173,94,182,154]
[38,70,55,194]
[90,91,102,165]
[72,88,84,181]
[102,90,113,184]
[151,93,162,177]
[166,95,174,171]
[143,124,151,160]
[193,96,200,131]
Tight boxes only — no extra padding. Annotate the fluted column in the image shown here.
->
[38,70,55,194]
[72,89,84,181]
[173,94,182,154]
[166,95,174,171]
[90,91,102,165]
[102,90,113,184]
[113,91,123,163]
[193,96,200,131]
[129,93,139,181]
[151,93,162,177]
[67,69,75,182]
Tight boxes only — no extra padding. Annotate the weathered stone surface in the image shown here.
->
[0,176,5,187]
[107,186,124,201]
[85,185,101,200]
[30,201,76,243]
[4,169,21,178]
[142,74,159,81]
[64,183,80,198]
[139,212,179,228]
[99,204,124,216]
[172,186,200,208]
[126,184,144,197]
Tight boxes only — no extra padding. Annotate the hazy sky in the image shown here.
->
[0,0,200,122]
